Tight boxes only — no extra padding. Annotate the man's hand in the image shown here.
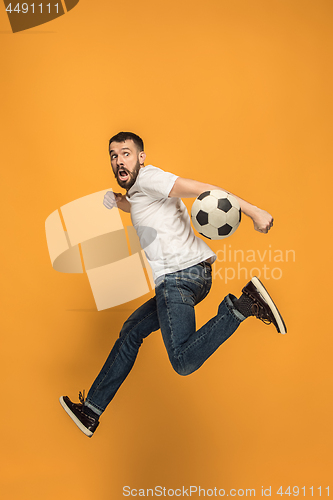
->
[251,207,274,233]
[103,191,131,213]
[103,191,121,209]
[169,177,274,234]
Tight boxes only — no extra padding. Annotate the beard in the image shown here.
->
[115,160,141,191]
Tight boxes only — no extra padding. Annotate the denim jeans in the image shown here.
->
[85,262,245,415]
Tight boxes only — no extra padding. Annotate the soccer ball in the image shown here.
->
[191,190,241,240]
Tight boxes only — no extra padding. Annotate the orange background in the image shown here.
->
[1,1,332,499]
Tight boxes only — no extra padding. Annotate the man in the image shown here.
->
[60,131,286,437]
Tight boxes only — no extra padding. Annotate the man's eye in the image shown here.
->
[124,152,129,156]
[111,154,117,159]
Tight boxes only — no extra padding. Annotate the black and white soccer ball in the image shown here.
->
[191,190,241,240]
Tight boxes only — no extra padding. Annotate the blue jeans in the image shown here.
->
[85,262,245,415]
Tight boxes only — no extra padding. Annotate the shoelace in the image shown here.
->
[78,390,86,405]
[251,302,272,325]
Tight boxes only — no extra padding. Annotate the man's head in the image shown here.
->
[109,132,145,191]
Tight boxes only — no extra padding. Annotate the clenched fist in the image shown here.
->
[103,191,123,209]
[252,208,274,233]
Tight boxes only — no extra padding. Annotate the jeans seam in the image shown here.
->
[177,281,211,305]
[163,276,212,373]
[179,298,241,358]
[179,311,225,357]
[163,279,176,353]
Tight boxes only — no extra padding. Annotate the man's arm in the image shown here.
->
[169,177,273,234]
[103,191,131,213]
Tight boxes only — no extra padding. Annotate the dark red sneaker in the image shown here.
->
[59,392,99,437]
[242,276,287,334]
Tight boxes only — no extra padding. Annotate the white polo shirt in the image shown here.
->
[126,165,216,283]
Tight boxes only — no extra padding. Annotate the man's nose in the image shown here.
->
[116,156,124,167]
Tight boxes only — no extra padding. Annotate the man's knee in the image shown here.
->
[171,362,194,377]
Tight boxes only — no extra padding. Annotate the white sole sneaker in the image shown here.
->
[251,276,287,334]
[59,396,97,437]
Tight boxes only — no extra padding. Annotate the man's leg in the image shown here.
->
[85,296,160,413]
[155,262,245,376]
[60,296,160,436]
[156,263,286,377]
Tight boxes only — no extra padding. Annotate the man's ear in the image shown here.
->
[139,151,146,165]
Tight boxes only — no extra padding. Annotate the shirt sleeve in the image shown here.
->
[138,166,178,199]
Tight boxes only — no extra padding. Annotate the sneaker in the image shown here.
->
[59,391,99,437]
[242,276,287,334]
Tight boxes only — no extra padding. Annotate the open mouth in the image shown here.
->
[118,168,129,182]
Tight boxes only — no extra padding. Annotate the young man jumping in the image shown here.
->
[60,131,287,437]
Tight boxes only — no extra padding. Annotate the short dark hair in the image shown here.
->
[109,132,144,153]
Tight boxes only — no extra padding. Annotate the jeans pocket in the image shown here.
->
[175,275,211,306]
[176,279,198,305]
